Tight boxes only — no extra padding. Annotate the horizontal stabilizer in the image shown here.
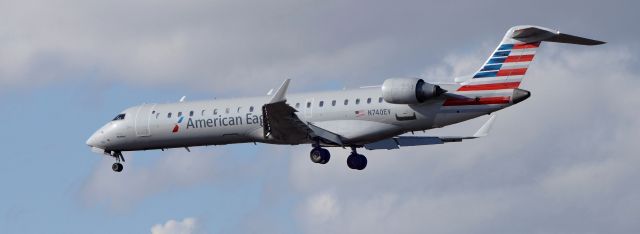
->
[512,26,605,45]
[545,33,605,45]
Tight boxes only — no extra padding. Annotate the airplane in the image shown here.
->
[86,25,604,172]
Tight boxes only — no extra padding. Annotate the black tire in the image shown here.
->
[347,154,357,169]
[355,154,367,170]
[319,148,331,164]
[112,163,123,172]
[310,148,324,163]
[347,154,367,170]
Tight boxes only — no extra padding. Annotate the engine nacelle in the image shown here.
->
[381,78,446,104]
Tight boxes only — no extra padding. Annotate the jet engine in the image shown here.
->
[381,78,446,104]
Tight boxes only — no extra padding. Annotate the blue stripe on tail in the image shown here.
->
[497,44,514,50]
[473,71,498,78]
[480,64,502,71]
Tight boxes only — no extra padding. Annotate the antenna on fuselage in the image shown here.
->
[179,96,186,102]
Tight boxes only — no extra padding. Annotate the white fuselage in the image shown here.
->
[87,84,516,152]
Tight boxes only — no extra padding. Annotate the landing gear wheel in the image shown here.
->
[109,151,125,172]
[347,153,367,170]
[346,146,367,170]
[310,148,331,164]
[112,162,123,172]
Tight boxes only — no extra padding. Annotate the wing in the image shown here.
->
[262,79,344,145]
[364,115,496,150]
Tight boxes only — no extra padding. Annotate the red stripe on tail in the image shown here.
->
[457,82,521,91]
[513,42,540,49]
[497,68,527,76]
[504,54,535,63]
[443,96,510,106]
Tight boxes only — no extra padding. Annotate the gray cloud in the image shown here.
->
[2,0,636,94]
[25,0,637,232]
[77,45,640,233]
[287,46,640,234]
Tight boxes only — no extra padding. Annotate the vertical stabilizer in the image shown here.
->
[457,25,604,92]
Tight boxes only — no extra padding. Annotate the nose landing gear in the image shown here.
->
[108,151,125,172]
[112,162,123,172]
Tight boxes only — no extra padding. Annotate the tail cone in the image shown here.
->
[512,88,531,104]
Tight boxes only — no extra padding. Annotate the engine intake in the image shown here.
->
[381,78,446,104]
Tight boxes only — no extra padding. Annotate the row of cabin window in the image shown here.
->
[158,106,257,119]
[156,97,384,119]
[295,97,384,109]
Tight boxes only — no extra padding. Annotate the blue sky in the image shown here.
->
[1,0,639,233]
[0,81,302,233]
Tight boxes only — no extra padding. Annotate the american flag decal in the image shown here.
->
[355,110,365,117]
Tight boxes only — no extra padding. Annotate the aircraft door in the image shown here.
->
[134,103,156,137]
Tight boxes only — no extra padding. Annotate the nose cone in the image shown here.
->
[87,134,97,147]
[86,131,101,148]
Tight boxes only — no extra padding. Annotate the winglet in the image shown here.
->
[473,115,497,137]
[269,79,291,103]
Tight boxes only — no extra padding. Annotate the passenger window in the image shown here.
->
[344,99,348,105]
[178,112,182,117]
[189,111,194,117]
[156,113,160,119]
[168,112,172,118]
[319,101,324,107]
[356,99,360,105]
[112,114,126,121]
[213,109,218,115]
[295,103,300,109]
[237,107,242,113]
[225,108,230,114]
[249,106,254,112]
[367,98,371,104]
[306,102,311,108]
[331,100,336,106]
[379,97,383,103]
[201,110,205,116]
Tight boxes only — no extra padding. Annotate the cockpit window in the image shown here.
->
[112,114,126,121]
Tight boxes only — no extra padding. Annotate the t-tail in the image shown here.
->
[456,25,605,103]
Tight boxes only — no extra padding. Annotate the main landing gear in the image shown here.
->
[308,145,367,170]
[347,147,367,170]
[310,147,331,164]
[109,151,125,172]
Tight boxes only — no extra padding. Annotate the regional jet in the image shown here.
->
[86,25,604,172]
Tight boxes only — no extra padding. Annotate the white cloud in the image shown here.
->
[289,46,640,234]
[303,192,340,225]
[80,149,219,210]
[151,217,199,234]
[420,46,489,82]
